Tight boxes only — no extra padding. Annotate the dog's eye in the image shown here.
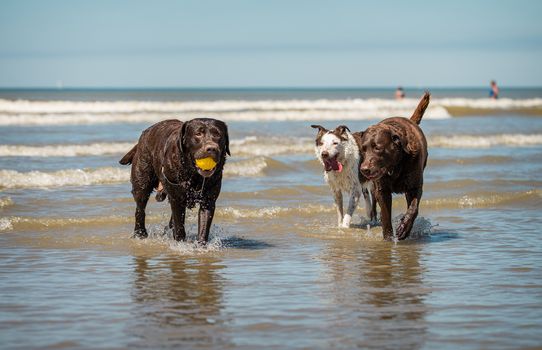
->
[333,141,339,145]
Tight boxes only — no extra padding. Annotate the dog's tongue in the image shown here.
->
[324,158,343,172]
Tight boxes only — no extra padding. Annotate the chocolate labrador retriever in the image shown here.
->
[119,118,230,244]
[358,92,430,240]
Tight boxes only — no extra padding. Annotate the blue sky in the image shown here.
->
[0,0,541,88]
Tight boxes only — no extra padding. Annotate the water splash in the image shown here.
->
[133,222,227,255]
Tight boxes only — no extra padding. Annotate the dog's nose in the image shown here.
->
[360,165,371,176]
[321,151,329,158]
[205,145,218,154]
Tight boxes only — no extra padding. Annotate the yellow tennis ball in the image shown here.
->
[195,157,217,171]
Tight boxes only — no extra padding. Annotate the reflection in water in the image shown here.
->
[322,241,428,349]
[128,255,233,349]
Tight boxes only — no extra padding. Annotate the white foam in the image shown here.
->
[0,157,273,189]
[438,97,542,109]
[0,142,136,157]
[0,167,129,189]
[0,98,453,125]
[0,137,314,158]
[217,204,333,219]
[223,156,270,177]
[2,132,541,160]
[3,97,542,126]
[0,217,13,231]
[0,196,13,208]
[141,223,225,254]
[230,136,314,156]
[429,134,542,148]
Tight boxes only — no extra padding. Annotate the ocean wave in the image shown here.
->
[2,97,542,126]
[0,157,279,189]
[2,132,541,159]
[429,134,542,148]
[0,167,129,189]
[223,156,289,177]
[218,204,334,219]
[0,137,313,158]
[0,142,136,157]
[0,205,334,232]
[423,189,542,209]
[3,97,541,114]
[230,136,314,156]
[0,98,453,125]
[0,196,13,208]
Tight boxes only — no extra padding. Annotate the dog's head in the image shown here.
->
[180,118,230,177]
[311,124,351,173]
[358,125,405,180]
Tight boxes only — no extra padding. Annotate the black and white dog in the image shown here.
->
[311,125,376,227]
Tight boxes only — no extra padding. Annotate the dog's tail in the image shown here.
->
[410,91,431,125]
[119,144,137,165]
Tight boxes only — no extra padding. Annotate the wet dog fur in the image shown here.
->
[358,92,430,240]
[311,124,376,227]
[119,118,230,244]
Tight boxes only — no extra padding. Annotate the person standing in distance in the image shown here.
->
[489,80,499,99]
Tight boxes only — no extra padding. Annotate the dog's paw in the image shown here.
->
[341,215,352,228]
[395,216,411,240]
[132,229,148,239]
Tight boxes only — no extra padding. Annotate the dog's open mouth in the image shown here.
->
[197,168,216,177]
[324,156,343,172]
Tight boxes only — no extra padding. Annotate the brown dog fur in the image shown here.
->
[120,118,230,244]
[358,92,430,240]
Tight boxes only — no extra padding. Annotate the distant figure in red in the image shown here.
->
[395,86,405,100]
[489,80,499,99]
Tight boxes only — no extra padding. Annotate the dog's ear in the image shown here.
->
[392,132,418,156]
[334,125,350,140]
[335,125,350,134]
[179,120,189,154]
[223,122,231,156]
[311,124,327,133]
[352,131,364,150]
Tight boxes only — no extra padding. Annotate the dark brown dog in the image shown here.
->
[358,92,430,240]
[119,118,230,244]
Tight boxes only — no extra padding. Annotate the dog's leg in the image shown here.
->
[375,185,393,240]
[197,202,216,245]
[130,154,156,239]
[333,190,344,227]
[132,187,152,238]
[362,181,377,222]
[396,188,422,240]
[169,198,187,241]
[342,190,361,228]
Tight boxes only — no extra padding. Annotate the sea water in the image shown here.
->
[0,88,541,349]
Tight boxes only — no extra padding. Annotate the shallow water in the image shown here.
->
[1,89,542,349]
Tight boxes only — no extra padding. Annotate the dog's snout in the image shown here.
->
[321,151,329,158]
[360,163,371,176]
[203,142,220,155]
